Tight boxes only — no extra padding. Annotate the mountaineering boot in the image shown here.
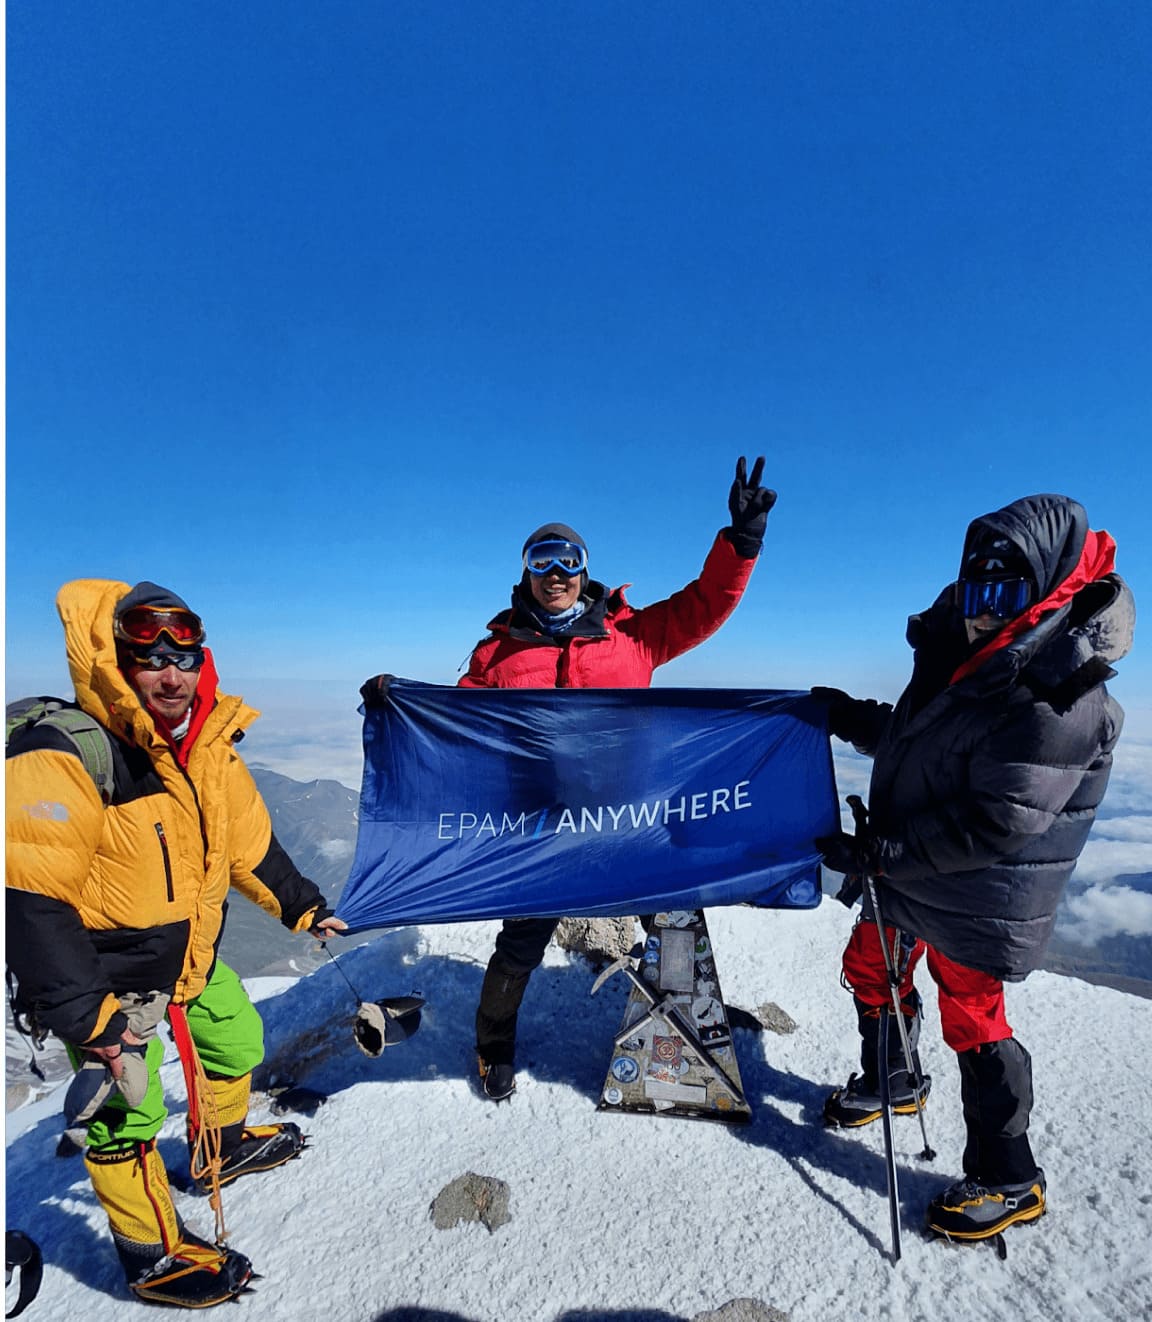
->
[824,992,930,1128]
[823,1069,931,1127]
[201,1120,306,1189]
[475,957,532,1101]
[476,1055,517,1102]
[927,1170,1046,1240]
[926,1037,1044,1241]
[86,1140,254,1307]
[119,1231,255,1309]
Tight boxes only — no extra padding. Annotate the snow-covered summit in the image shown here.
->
[7,899,1152,1321]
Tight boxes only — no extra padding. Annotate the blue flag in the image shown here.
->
[337,678,837,932]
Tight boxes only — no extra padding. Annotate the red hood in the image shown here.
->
[950,529,1117,685]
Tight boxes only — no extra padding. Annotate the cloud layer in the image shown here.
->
[1058,885,1152,947]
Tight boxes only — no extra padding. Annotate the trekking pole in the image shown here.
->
[874,987,902,1261]
[839,796,901,1261]
[847,796,936,1164]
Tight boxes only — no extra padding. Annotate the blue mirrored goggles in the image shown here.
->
[522,540,588,577]
[957,577,1033,620]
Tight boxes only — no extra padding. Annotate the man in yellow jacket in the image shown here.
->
[6,580,346,1308]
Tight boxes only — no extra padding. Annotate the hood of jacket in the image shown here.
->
[959,493,1089,601]
[55,578,259,751]
[906,495,1134,697]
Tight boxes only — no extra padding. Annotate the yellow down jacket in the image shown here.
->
[6,579,325,1047]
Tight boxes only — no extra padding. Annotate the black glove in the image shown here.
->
[811,686,856,741]
[810,685,892,748]
[815,831,869,877]
[360,674,393,708]
[308,905,337,936]
[726,455,777,558]
[817,829,888,908]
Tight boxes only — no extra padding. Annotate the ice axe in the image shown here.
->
[591,954,747,1106]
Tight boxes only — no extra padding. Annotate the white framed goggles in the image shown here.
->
[523,540,588,577]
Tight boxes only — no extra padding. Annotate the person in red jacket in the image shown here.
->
[460,457,776,1100]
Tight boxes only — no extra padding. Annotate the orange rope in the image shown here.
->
[168,1004,228,1245]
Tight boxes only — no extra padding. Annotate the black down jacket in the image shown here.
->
[835,494,1135,981]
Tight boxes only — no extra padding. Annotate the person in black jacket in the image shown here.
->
[815,493,1134,1242]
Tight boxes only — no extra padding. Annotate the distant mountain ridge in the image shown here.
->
[216,767,360,979]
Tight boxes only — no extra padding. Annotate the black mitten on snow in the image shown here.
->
[725,455,777,558]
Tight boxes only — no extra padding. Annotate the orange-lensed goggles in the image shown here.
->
[114,605,205,648]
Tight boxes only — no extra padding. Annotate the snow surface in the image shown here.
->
[6,900,1152,1322]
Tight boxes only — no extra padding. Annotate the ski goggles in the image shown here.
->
[522,540,588,577]
[957,576,1033,620]
[121,647,205,672]
[114,605,205,648]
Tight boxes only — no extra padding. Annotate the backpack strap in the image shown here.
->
[6,698,115,805]
[42,707,115,805]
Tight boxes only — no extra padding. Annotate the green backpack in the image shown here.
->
[5,697,115,805]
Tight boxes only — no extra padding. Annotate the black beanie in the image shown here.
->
[115,581,196,616]
[520,523,588,558]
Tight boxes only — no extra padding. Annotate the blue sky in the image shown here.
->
[7,1,1150,764]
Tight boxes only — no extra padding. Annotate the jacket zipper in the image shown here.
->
[154,823,175,903]
[178,765,211,868]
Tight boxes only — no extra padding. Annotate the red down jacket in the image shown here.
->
[459,532,756,690]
